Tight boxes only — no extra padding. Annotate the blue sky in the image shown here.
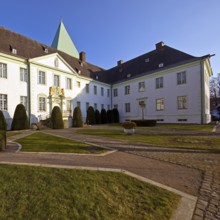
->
[1,0,220,76]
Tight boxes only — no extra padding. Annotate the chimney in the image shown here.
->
[156,41,165,50]
[80,51,86,62]
[117,60,123,66]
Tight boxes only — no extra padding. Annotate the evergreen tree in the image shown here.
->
[101,108,108,124]
[72,107,83,127]
[107,110,114,123]
[0,110,7,130]
[11,104,29,130]
[112,108,120,123]
[95,109,101,124]
[86,106,96,125]
[50,106,64,129]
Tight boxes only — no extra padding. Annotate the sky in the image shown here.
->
[1,0,220,76]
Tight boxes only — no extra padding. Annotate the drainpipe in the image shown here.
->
[27,58,31,125]
[200,59,205,124]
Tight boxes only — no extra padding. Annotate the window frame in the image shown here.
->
[20,68,28,82]
[20,96,28,110]
[125,103,130,113]
[113,88,118,97]
[0,63,7,79]
[38,96,46,112]
[54,74,60,87]
[177,71,186,85]
[125,85,130,95]
[0,94,7,111]
[156,77,163,89]
[138,81,145,92]
[177,96,187,110]
[156,98,164,111]
[38,71,46,85]
[66,78,72,90]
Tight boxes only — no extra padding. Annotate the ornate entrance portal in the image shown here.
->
[48,86,65,115]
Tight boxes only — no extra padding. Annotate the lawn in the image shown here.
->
[0,164,180,220]
[16,132,106,154]
[77,128,220,153]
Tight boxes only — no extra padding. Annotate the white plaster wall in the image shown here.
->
[113,62,203,123]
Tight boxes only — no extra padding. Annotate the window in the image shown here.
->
[66,100,72,111]
[0,94,7,111]
[94,85,97,95]
[177,96,187,109]
[113,88,118,97]
[77,101,81,108]
[107,89,110,97]
[113,104,118,109]
[0,63,7,79]
[138,82,145,92]
[54,75,60,86]
[38,97,46,111]
[156,98,164,111]
[66,78,72,89]
[86,102,90,110]
[101,87,104,96]
[86,84,89,93]
[125,85,130,95]
[20,68,27,82]
[101,104,104,109]
[156,77,163,89]
[20,96,28,110]
[125,103,130,113]
[77,81,81,88]
[38,71,46,85]
[177,71,186,85]
[94,103,97,110]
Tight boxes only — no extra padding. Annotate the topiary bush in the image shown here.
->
[101,108,108,124]
[11,104,30,131]
[131,120,157,127]
[50,106,64,129]
[0,130,6,151]
[86,106,96,125]
[107,110,114,123]
[112,108,120,123]
[72,107,83,127]
[0,110,7,130]
[95,109,101,124]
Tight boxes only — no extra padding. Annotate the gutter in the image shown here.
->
[27,59,31,125]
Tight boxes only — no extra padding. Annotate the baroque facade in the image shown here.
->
[0,22,213,129]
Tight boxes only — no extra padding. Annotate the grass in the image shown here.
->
[0,164,180,220]
[16,132,106,154]
[6,131,22,137]
[77,128,220,153]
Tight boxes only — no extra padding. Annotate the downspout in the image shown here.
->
[27,59,31,125]
[110,84,113,109]
[200,59,205,124]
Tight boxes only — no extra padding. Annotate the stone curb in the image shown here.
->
[0,161,197,220]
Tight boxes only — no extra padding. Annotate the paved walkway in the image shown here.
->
[2,125,220,220]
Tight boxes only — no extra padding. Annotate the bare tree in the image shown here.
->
[210,73,220,108]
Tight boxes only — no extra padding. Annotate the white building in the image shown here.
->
[0,22,213,129]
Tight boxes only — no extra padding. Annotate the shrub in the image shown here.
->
[112,108,120,123]
[50,106,64,129]
[107,110,114,123]
[86,106,96,125]
[100,108,108,124]
[122,121,136,129]
[95,109,101,124]
[11,104,29,130]
[72,107,83,127]
[0,130,6,151]
[131,120,157,127]
[0,110,7,130]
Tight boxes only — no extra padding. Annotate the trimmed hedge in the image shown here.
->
[107,110,114,123]
[0,130,6,151]
[112,108,120,123]
[72,107,83,127]
[86,106,96,125]
[51,106,64,129]
[0,111,7,130]
[131,120,157,127]
[11,104,30,131]
[95,109,101,124]
[101,109,108,124]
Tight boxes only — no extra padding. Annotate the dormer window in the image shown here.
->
[145,58,150,63]
[42,46,48,53]
[159,63,164,68]
[10,45,17,54]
